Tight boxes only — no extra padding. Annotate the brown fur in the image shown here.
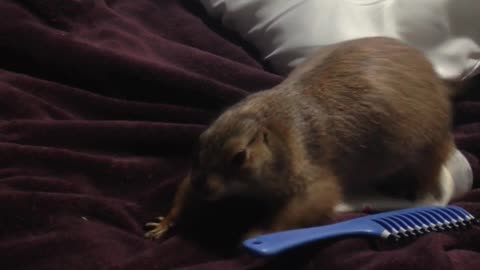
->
[145,37,453,241]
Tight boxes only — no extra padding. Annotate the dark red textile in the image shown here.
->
[1,1,479,269]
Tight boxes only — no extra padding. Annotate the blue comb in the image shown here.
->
[243,206,478,256]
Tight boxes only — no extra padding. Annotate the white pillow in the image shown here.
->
[200,0,480,81]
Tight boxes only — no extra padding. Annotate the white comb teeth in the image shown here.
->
[373,206,479,240]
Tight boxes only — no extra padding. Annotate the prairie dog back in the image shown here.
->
[280,37,452,185]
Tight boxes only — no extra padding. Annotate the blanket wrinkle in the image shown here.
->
[0,0,479,270]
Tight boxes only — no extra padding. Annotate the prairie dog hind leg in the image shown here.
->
[335,165,454,213]
[336,137,457,213]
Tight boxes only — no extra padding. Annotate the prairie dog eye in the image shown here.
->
[231,150,247,167]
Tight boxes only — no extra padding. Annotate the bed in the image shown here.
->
[1,1,479,269]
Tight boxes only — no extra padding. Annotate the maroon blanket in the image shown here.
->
[1,1,479,269]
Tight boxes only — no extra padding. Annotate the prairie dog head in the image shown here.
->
[189,111,291,203]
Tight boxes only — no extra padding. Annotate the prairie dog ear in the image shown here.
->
[225,127,269,168]
[229,129,271,170]
[247,129,269,147]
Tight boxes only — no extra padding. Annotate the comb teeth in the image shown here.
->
[372,206,478,240]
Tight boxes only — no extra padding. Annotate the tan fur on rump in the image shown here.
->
[145,37,453,241]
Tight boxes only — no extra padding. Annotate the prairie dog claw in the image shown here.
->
[144,216,173,239]
[145,216,165,228]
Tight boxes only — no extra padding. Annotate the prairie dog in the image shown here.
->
[145,37,453,241]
